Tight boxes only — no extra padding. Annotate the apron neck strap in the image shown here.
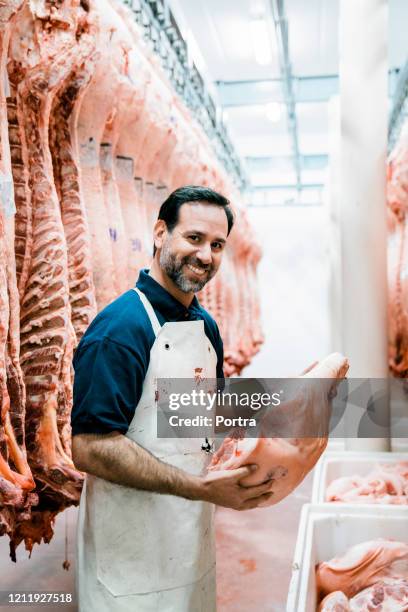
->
[133,287,162,337]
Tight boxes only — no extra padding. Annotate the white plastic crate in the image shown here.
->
[311,450,408,504]
[286,504,408,612]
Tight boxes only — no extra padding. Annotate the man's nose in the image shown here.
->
[196,244,212,265]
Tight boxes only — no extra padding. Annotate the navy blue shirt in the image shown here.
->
[71,269,224,435]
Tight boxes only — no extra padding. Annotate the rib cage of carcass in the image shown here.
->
[0,0,263,559]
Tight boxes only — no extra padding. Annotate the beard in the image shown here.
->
[159,239,216,293]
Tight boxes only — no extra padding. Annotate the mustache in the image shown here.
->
[182,257,212,271]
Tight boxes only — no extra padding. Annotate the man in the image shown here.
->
[71,186,273,612]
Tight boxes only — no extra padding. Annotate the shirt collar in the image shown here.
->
[135,269,201,322]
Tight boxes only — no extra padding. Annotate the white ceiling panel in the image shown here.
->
[301,168,327,186]
[231,133,293,158]
[297,102,328,154]
[298,132,328,156]
[172,0,282,81]
[250,167,297,187]
[226,104,287,137]
[286,0,339,77]
[225,103,293,157]
[389,0,408,69]
[297,102,328,134]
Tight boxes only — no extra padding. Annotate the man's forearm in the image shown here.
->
[72,432,204,501]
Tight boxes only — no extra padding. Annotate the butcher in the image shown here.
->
[71,186,273,612]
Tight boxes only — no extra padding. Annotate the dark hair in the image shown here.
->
[153,186,234,256]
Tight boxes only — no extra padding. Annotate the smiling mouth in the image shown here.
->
[185,263,208,276]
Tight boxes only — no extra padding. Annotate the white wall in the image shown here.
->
[243,205,331,377]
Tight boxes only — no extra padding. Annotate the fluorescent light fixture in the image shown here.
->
[250,17,272,65]
[265,102,282,122]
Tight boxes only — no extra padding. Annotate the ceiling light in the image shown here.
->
[265,102,282,122]
[250,18,272,66]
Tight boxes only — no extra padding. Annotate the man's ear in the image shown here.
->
[153,219,167,252]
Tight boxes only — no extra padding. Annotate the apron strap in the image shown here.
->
[133,287,162,337]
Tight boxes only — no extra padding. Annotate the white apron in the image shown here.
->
[76,287,218,612]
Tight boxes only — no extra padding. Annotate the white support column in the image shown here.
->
[327,96,342,354]
[339,0,390,451]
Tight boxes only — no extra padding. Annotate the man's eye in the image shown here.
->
[212,242,223,250]
[189,235,200,242]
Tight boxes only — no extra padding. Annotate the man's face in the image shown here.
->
[158,202,229,293]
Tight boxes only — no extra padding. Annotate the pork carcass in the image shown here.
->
[0,208,37,558]
[208,353,349,506]
[0,1,32,298]
[7,83,32,302]
[110,1,175,240]
[76,0,131,308]
[99,140,129,294]
[133,75,175,237]
[326,461,408,504]
[316,539,408,600]
[48,9,97,340]
[8,0,85,526]
[249,242,264,350]
[113,58,151,283]
[0,0,39,558]
[387,128,408,377]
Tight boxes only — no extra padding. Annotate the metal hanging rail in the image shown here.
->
[388,59,408,153]
[269,0,302,192]
[121,0,248,190]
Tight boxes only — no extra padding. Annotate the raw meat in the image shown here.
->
[208,353,349,506]
[318,580,408,611]
[318,591,351,611]
[114,156,150,285]
[387,126,408,377]
[0,0,38,557]
[48,13,97,340]
[8,0,85,537]
[110,53,150,283]
[99,140,128,295]
[0,209,37,553]
[326,461,408,504]
[316,539,408,600]
[349,578,408,611]
[75,0,130,308]
[7,84,32,301]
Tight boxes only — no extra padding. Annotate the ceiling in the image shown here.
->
[168,0,408,205]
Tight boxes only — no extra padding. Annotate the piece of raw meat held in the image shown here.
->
[208,353,349,507]
[316,539,408,601]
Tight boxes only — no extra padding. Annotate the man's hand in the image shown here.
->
[72,433,272,510]
[198,465,274,511]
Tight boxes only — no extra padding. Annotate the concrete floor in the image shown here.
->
[216,472,313,612]
[0,506,78,611]
[0,473,312,611]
